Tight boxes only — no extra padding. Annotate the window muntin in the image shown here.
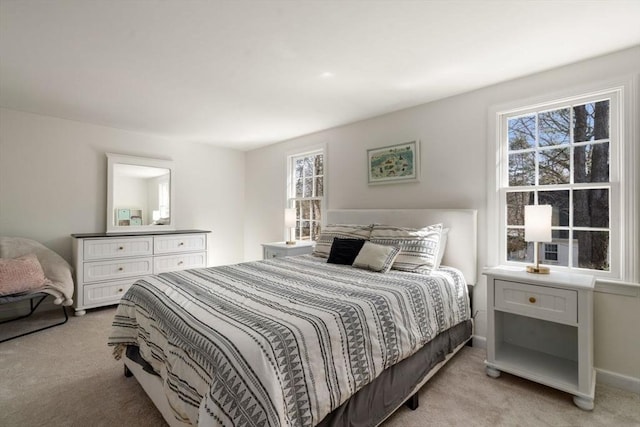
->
[502,97,613,273]
[288,150,324,241]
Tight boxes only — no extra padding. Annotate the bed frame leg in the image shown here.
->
[405,393,419,410]
[124,364,133,378]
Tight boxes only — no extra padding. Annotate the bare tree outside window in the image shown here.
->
[288,151,324,241]
[505,100,610,271]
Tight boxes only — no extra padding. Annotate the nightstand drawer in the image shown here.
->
[495,279,577,325]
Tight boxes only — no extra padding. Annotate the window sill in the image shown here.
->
[595,279,640,297]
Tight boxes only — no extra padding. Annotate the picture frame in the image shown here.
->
[367,140,420,185]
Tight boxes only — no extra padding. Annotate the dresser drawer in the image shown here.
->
[83,257,153,283]
[83,279,134,307]
[84,237,153,260]
[495,279,577,325]
[154,234,206,254]
[154,252,207,274]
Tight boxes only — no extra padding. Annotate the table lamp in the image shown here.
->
[284,208,297,245]
[524,204,552,274]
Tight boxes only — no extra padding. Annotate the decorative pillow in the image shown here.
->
[434,227,449,269]
[353,242,401,273]
[312,224,373,258]
[370,223,443,274]
[0,253,51,296]
[327,238,367,265]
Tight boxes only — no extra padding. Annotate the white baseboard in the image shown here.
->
[472,335,487,349]
[596,368,640,394]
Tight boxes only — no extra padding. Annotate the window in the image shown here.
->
[497,89,622,276]
[544,244,558,262]
[287,149,324,241]
[158,180,170,219]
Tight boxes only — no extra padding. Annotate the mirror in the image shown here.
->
[106,153,175,233]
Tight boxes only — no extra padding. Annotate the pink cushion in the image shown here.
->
[0,253,51,296]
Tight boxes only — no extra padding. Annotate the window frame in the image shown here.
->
[286,147,326,242]
[488,81,638,283]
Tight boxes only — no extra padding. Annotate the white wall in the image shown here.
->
[0,108,246,267]
[245,46,640,383]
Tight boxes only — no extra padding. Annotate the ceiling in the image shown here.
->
[1,1,639,151]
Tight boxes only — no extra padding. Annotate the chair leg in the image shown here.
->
[0,295,69,343]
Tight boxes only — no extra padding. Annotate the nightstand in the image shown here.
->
[483,267,596,410]
[262,241,315,259]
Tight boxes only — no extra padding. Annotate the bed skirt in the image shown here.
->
[317,319,472,426]
[125,319,472,427]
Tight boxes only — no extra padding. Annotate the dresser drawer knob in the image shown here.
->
[178,261,184,265]
[179,242,184,246]
[118,246,124,250]
[118,267,124,271]
[529,296,537,304]
[118,288,124,293]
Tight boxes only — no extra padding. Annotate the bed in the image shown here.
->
[108,208,477,427]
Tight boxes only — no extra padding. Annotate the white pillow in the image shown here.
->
[352,242,401,273]
[435,227,449,269]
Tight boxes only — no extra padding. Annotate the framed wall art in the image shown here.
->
[367,140,420,185]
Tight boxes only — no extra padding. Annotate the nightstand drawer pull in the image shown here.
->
[118,288,124,293]
[118,267,124,271]
[118,246,124,250]
[529,296,536,304]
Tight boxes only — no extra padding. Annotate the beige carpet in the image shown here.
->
[0,305,638,427]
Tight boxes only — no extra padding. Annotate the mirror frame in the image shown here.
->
[106,153,176,233]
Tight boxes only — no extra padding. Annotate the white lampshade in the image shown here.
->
[524,205,552,243]
[284,208,297,228]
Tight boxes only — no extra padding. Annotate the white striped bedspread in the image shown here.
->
[108,254,470,427]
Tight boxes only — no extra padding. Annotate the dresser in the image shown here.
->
[71,230,210,315]
[261,241,315,259]
[483,267,595,410]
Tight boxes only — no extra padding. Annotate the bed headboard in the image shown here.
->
[326,209,478,285]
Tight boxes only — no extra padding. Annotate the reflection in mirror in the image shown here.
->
[107,153,175,233]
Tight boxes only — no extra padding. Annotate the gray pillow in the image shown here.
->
[352,241,401,273]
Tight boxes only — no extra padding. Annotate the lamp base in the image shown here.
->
[285,240,296,246]
[526,265,550,274]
